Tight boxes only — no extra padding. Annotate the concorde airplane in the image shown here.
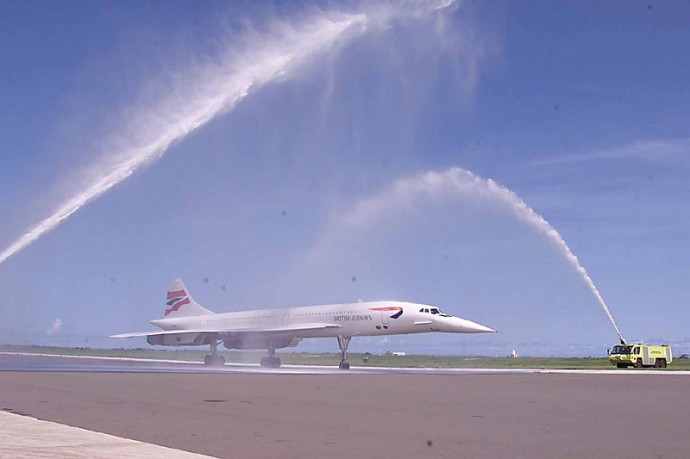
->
[111,278,495,369]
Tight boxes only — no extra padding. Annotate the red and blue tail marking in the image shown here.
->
[165,289,190,316]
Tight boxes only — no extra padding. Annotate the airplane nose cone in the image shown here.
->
[441,317,496,333]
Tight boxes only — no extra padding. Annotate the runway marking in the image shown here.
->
[0,351,206,365]
[0,410,215,458]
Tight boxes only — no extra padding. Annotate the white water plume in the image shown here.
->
[0,12,371,267]
[0,0,461,267]
[317,167,625,342]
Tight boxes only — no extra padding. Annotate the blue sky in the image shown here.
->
[1,0,689,356]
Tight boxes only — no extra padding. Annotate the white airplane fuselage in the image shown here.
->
[150,300,494,338]
[113,278,494,368]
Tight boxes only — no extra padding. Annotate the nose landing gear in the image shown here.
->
[337,336,352,370]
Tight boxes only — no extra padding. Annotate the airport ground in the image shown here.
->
[1,353,689,458]
[4,345,690,370]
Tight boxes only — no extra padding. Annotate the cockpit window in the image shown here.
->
[419,307,452,317]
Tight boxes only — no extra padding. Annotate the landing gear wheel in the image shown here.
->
[204,338,225,366]
[260,356,281,368]
[204,355,225,366]
[339,361,350,370]
[261,345,281,368]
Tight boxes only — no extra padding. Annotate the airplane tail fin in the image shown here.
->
[164,278,214,318]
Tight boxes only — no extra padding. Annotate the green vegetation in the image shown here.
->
[2,345,690,370]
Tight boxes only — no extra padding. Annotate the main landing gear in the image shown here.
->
[260,346,281,368]
[337,336,352,370]
[204,339,225,366]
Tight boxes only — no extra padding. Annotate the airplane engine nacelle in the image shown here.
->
[147,333,211,346]
[223,337,301,350]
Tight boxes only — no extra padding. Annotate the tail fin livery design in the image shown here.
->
[164,278,214,318]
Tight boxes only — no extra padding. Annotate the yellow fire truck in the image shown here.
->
[609,344,672,369]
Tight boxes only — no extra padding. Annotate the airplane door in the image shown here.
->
[282,313,290,326]
[381,311,389,325]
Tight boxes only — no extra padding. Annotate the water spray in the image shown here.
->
[334,167,627,344]
[476,171,627,345]
[0,13,368,267]
[443,168,626,344]
[0,1,457,268]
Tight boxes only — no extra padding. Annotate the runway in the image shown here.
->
[2,353,689,458]
[3,351,690,375]
[1,352,504,375]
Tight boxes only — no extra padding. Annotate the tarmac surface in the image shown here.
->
[0,410,213,458]
[0,352,502,375]
[1,353,689,458]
